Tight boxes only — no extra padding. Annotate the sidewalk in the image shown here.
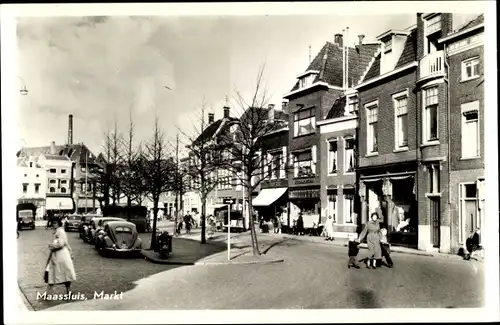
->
[18,286,33,311]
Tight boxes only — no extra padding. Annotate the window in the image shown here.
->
[22,183,28,194]
[344,138,355,173]
[294,108,316,137]
[29,162,33,168]
[35,183,40,194]
[366,102,378,153]
[24,174,27,177]
[61,169,67,174]
[461,57,480,81]
[394,94,409,148]
[383,38,392,52]
[50,168,56,174]
[36,174,39,178]
[459,183,479,243]
[327,191,337,223]
[49,179,56,184]
[347,96,358,114]
[271,152,282,179]
[461,101,480,158]
[428,164,440,194]
[61,180,68,185]
[61,187,67,193]
[426,14,442,35]
[294,151,315,178]
[299,73,317,89]
[424,87,439,142]
[344,191,355,224]
[49,187,56,193]
[328,141,338,174]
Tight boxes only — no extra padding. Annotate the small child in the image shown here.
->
[348,234,361,269]
[379,228,393,267]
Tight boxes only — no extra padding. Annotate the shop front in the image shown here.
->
[18,198,45,220]
[252,187,288,223]
[360,172,418,248]
[45,196,75,215]
[289,187,321,229]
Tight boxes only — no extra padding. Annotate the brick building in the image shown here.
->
[356,25,420,248]
[439,15,484,253]
[284,33,379,228]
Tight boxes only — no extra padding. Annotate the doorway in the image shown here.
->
[430,197,440,248]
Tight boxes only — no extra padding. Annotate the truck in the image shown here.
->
[17,203,36,230]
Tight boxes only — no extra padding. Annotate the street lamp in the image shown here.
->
[17,77,28,95]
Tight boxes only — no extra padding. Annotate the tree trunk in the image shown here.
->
[246,179,260,256]
[201,196,207,244]
[127,197,131,221]
[150,197,159,250]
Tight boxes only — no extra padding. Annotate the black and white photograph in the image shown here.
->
[2,2,498,324]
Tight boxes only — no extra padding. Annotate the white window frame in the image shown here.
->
[459,182,479,244]
[327,140,338,175]
[299,73,318,89]
[422,86,439,144]
[344,137,355,174]
[461,57,480,82]
[461,101,480,159]
[343,192,355,224]
[365,100,379,155]
[293,108,316,137]
[393,90,409,150]
[327,191,338,223]
[426,164,440,195]
[346,95,359,115]
[383,37,393,53]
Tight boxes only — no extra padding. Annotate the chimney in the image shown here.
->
[223,106,230,118]
[334,33,343,47]
[358,34,365,45]
[208,113,215,124]
[68,114,73,145]
[50,141,57,155]
[268,104,275,120]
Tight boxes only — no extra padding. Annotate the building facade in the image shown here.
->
[17,155,47,219]
[440,15,484,253]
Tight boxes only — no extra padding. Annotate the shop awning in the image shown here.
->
[46,197,74,211]
[252,188,287,207]
[208,204,228,209]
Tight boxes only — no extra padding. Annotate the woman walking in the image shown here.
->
[357,212,382,269]
[45,218,76,294]
[324,215,335,241]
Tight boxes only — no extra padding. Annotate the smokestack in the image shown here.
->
[223,106,230,118]
[334,33,343,48]
[208,113,215,124]
[68,114,73,145]
[358,34,365,45]
[50,141,57,155]
[268,104,275,121]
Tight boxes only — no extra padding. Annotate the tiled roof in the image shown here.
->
[289,42,380,92]
[44,154,72,161]
[325,96,346,120]
[362,30,417,83]
[395,30,417,68]
[193,119,223,145]
[458,14,484,31]
[17,143,98,165]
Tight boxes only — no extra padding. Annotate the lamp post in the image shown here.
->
[17,77,28,95]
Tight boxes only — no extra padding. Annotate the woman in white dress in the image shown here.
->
[324,215,335,241]
[46,218,76,294]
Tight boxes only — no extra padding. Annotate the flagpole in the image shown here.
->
[85,153,88,214]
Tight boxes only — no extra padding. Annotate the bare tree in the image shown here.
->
[179,101,225,244]
[139,117,176,249]
[218,65,286,256]
[110,120,124,205]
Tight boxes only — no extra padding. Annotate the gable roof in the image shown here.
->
[361,29,417,84]
[288,42,380,92]
[325,96,347,120]
[458,14,484,32]
[17,143,98,165]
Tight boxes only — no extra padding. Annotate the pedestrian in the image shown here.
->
[357,212,382,269]
[176,216,183,235]
[324,215,335,241]
[379,227,393,267]
[297,213,304,236]
[207,215,216,239]
[348,234,361,269]
[464,228,482,260]
[45,218,76,295]
[184,214,192,234]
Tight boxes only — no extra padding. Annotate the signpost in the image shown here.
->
[223,199,234,260]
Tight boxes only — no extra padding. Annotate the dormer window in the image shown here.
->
[347,95,359,114]
[299,72,318,89]
[383,38,392,53]
[425,14,442,35]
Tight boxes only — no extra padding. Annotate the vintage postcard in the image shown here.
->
[2,1,498,324]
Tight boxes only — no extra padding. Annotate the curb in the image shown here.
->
[18,284,34,311]
[140,251,195,265]
[194,258,285,266]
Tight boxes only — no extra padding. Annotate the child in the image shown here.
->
[348,234,361,269]
[379,228,393,268]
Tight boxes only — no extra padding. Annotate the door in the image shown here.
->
[430,198,440,248]
[464,201,478,236]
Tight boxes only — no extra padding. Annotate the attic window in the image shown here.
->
[425,14,442,35]
[347,95,359,114]
[299,73,317,89]
[383,38,392,53]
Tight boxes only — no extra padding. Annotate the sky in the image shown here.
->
[16,10,480,156]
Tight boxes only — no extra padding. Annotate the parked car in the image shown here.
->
[79,215,95,239]
[94,221,143,256]
[17,203,36,230]
[64,214,83,232]
[84,217,126,244]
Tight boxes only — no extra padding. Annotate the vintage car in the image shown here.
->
[17,203,36,230]
[64,214,83,232]
[84,217,126,244]
[94,221,143,256]
[79,215,95,239]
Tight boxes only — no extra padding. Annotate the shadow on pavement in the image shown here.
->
[353,289,380,308]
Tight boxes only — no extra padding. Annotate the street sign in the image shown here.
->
[223,199,234,204]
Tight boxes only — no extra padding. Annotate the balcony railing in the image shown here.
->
[419,50,445,81]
